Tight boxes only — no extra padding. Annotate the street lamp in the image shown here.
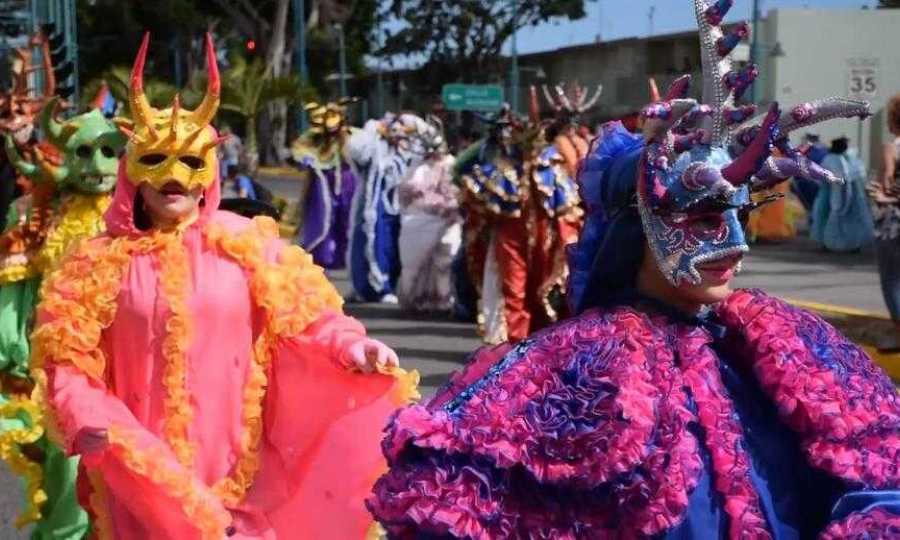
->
[750,0,761,103]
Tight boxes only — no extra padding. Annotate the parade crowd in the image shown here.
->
[1,0,900,538]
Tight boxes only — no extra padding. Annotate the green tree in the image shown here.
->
[377,0,592,95]
[76,0,378,164]
[879,0,900,7]
[218,55,316,170]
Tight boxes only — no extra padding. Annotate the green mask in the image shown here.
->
[5,97,125,195]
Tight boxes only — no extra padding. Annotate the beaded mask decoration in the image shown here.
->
[638,0,869,286]
[119,32,224,191]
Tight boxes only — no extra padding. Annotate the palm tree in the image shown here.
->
[219,55,317,171]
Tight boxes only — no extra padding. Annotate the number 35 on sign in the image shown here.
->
[847,58,879,100]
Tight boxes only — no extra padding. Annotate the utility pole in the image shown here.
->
[750,0,761,104]
[292,0,308,131]
[510,0,519,113]
[596,0,602,42]
[648,5,655,37]
[336,22,347,98]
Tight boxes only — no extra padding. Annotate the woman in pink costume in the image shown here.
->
[29,33,417,539]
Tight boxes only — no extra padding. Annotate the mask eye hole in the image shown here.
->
[100,146,115,158]
[76,145,91,158]
[178,156,205,170]
[687,212,725,231]
[138,153,167,166]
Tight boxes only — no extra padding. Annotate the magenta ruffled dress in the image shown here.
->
[368,290,900,538]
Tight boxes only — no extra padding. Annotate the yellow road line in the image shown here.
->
[782,297,890,320]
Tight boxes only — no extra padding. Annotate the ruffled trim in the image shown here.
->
[0,397,48,527]
[205,216,343,338]
[461,165,522,218]
[821,508,900,539]
[211,331,270,507]
[675,325,772,539]
[29,230,183,520]
[31,235,142,382]
[373,307,703,537]
[0,261,37,284]
[381,364,421,406]
[531,146,582,219]
[716,289,900,489]
[34,193,110,274]
[105,426,231,539]
[155,236,196,469]
[86,469,113,540]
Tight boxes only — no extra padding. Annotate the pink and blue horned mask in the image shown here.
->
[637,0,869,286]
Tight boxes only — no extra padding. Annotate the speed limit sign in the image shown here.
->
[847,58,879,100]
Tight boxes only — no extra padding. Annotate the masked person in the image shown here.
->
[30,34,417,539]
[0,96,125,539]
[346,112,426,303]
[456,99,581,344]
[291,99,358,269]
[367,2,897,537]
[811,136,874,252]
[541,80,602,179]
[396,117,461,313]
[0,30,58,230]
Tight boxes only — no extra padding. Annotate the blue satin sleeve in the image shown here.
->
[831,490,900,521]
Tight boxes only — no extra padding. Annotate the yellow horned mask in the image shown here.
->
[121,33,224,191]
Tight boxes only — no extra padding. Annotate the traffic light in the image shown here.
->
[41,23,74,99]
[246,39,257,52]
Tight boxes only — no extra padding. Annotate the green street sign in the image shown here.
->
[441,84,504,112]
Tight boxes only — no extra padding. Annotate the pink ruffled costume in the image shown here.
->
[31,160,417,539]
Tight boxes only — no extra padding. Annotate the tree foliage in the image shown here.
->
[878,0,900,7]
[377,0,592,94]
[76,0,378,164]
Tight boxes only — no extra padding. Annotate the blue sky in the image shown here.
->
[514,0,878,54]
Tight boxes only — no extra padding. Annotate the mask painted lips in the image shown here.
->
[696,254,743,283]
[160,182,187,196]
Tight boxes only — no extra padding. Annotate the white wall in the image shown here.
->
[763,8,900,171]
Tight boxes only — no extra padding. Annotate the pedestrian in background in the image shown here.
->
[218,125,242,178]
[227,164,258,200]
[870,93,900,351]
[811,136,873,252]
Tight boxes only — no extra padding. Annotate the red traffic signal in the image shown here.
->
[246,40,256,51]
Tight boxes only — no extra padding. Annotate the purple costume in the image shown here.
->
[297,156,357,269]
[291,101,359,269]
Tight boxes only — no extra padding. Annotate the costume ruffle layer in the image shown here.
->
[369,289,900,538]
